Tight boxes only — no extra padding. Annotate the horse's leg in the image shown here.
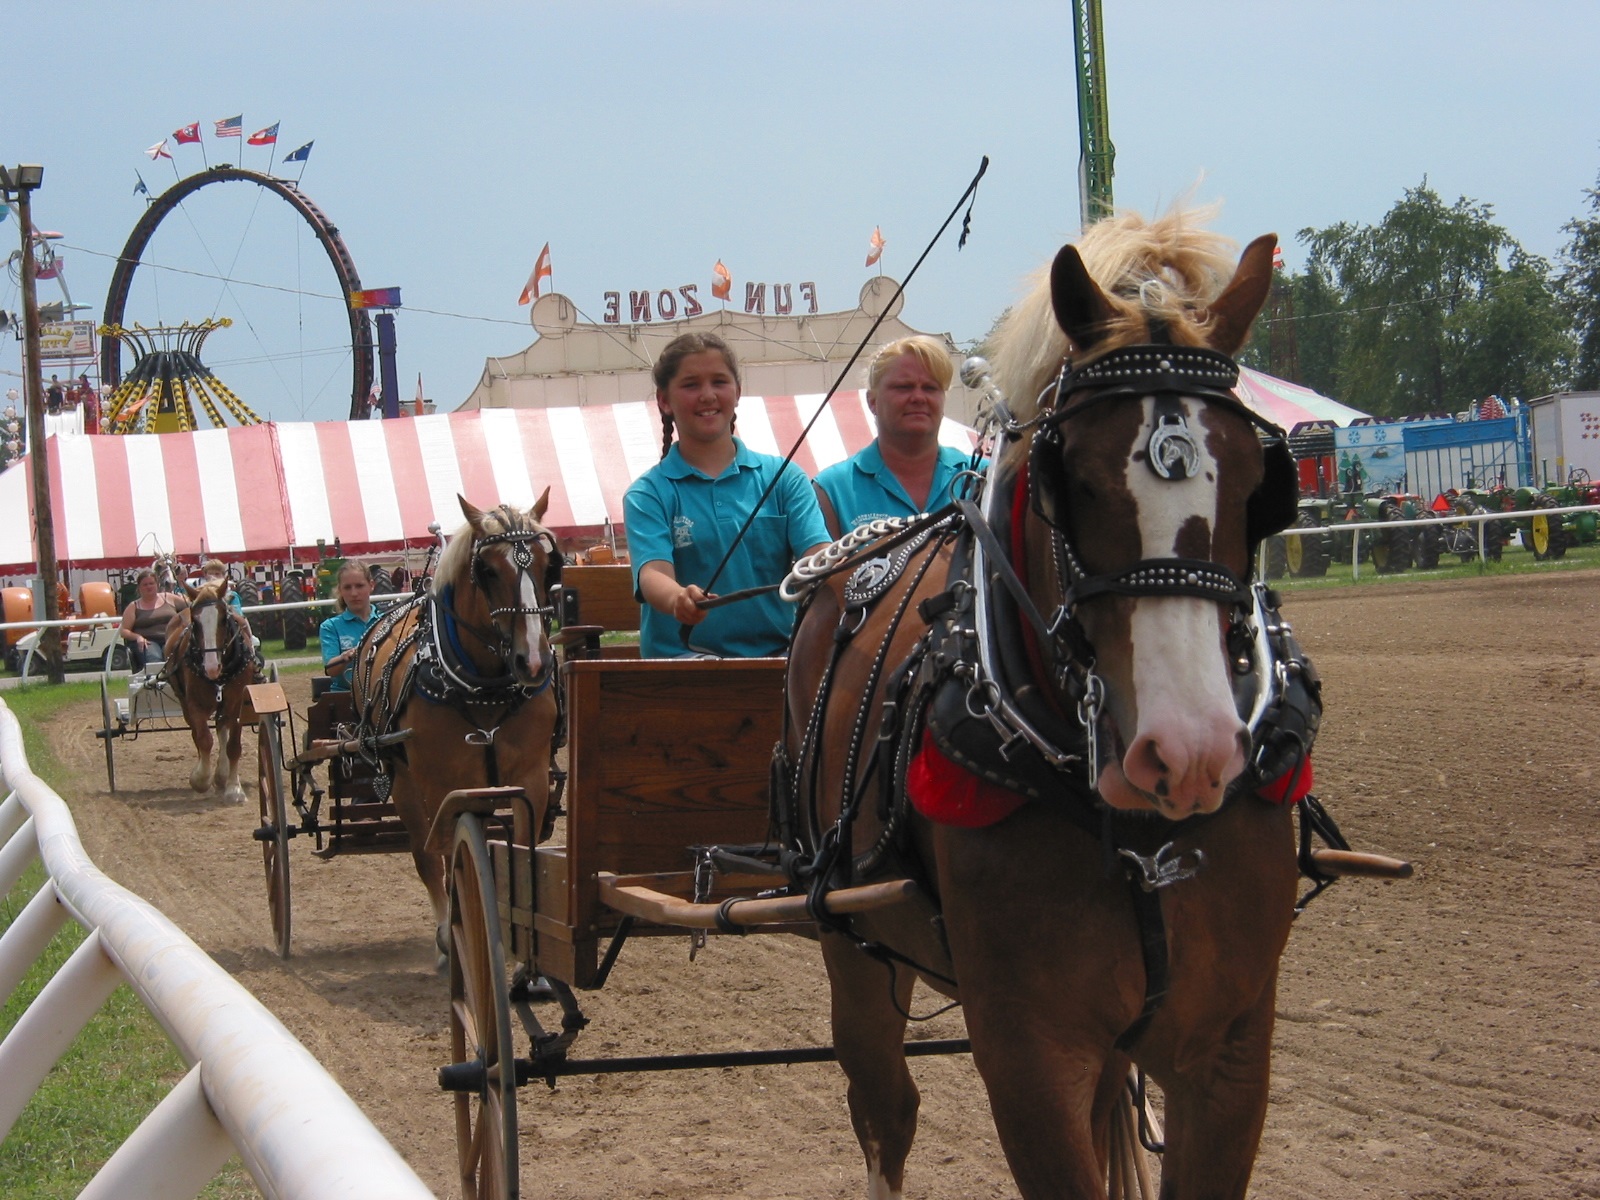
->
[1146,974,1279,1200]
[188,697,216,793]
[389,772,450,964]
[218,709,245,804]
[820,930,920,1200]
[933,814,1141,1200]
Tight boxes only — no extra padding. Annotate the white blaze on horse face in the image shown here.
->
[517,568,553,683]
[195,604,224,680]
[1100,396,1248,818]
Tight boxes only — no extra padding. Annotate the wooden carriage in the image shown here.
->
[250,675,412,958]
[427,564,958,1199]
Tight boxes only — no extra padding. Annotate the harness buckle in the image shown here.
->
[1077,672,1106,785]
[463,726,500,747]
[1119,843,1206,892]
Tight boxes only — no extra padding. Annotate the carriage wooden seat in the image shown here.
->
[517,656,788,987]
[555,564,641,661]
[303,687,411,855]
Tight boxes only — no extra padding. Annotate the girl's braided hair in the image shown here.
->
[653,332,741,459]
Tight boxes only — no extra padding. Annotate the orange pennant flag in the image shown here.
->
[711,259,732,301]
[413,373,424,416]
[865,226,885,267]
[519,242,552,305]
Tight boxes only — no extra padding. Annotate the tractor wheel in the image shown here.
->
[1528,498,1570,561]
[1287,513,1331,578]
[370,566,394,597]
[280,579,309,651]
[1263,536,1288,580]
[1413,519,1443,569]
[1372,504,1413,574]
[236,579,264,640]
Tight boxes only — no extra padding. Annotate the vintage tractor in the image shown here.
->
[1264,501,1334,579]
[1484,485,1571,561]
[1440,489,1509,562]
[1535,470,1600,550]
[1298,492,1437,575]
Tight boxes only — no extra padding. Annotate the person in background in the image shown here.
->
[814,335,973,537]
[623,332,830,658]
[119,569,188,670]
[319,562,378,691]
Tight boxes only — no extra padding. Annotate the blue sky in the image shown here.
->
[4,0,1597,423]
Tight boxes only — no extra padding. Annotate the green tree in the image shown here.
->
[1296,182,1570,417]
[1557,168,1600,389]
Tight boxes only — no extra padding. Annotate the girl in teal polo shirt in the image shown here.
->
[624,333,830,658]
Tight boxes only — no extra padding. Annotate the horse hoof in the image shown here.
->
[222,788,246,806]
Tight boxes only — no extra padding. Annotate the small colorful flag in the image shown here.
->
[133,173,150,197]
[247,122,280,147]
[214,115,243,138]
[146,139,172,160]
[283,141,313,164]
[414,373,425,417]
[368,380,381,410]
[173,122,202,145]
[349,287,403,310]
[1272,244,1285,270]
[711,259,732,301]
[518,243,552,305]
[865,226,885,268]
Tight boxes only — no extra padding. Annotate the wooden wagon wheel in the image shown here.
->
[98,677,118,793]
[256,711,293,958]
[447,813,519,1200]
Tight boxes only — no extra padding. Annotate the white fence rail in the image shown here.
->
[0,697,436,1199]
[1260,502,1600,580]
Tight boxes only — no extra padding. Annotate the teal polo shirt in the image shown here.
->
[814,442,974,532]
[318,606,380,692]
[624,440,830,658]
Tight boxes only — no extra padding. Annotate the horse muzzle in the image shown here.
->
[1095,710,1249,820]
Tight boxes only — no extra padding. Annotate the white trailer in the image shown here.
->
[1528,391,1600,485]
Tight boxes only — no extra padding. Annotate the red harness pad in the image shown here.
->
[1257,754,1315,804]
[907,729,1027,828]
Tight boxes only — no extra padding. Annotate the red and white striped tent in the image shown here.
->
[1236,367,1367,430]
[0,393,979,573]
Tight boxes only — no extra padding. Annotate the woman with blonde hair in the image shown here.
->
[814,334,972,536]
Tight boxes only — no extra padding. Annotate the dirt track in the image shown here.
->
[43,570,1600,1198]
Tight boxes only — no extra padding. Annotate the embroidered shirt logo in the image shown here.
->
[672,515,695,548]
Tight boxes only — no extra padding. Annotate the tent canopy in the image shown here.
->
[0,392,976,573]
[0,372,1363,576]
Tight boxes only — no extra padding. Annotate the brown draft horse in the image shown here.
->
[165,580,256,804]
[351,494,562,958]
[781,208,1304,1198]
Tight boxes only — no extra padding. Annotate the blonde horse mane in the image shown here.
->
[432,503,550,594]
[988,204,1242,427]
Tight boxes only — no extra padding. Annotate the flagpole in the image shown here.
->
[200,128,209,171]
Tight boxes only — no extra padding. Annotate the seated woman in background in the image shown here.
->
[119,569,188,669]
[623,332,830,658]
[814,335,973,536]
[319,562,379,691]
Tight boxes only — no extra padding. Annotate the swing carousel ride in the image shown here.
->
[98,163,376,432]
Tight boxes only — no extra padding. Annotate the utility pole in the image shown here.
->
[2,164,64,683]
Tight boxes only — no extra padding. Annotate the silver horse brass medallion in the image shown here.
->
[1148,413,1201,480]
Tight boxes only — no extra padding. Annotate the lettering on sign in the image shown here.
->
[39,321,97,361]
[602,282,818,324]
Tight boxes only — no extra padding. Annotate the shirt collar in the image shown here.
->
[659,437,759,481]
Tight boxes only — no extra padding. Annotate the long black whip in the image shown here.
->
[680,154,989,639]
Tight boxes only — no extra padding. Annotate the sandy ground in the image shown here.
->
[42,570,1600,1198]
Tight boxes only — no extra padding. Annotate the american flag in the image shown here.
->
[214,115,243,139]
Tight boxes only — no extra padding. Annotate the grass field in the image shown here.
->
[0,683,258,1198]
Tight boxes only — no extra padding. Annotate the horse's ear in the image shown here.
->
[182,580,199,600]
[532,486,550,522]
[1050,244,1116,351]
[458,494,486,531]
[1203,234,1277,356]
